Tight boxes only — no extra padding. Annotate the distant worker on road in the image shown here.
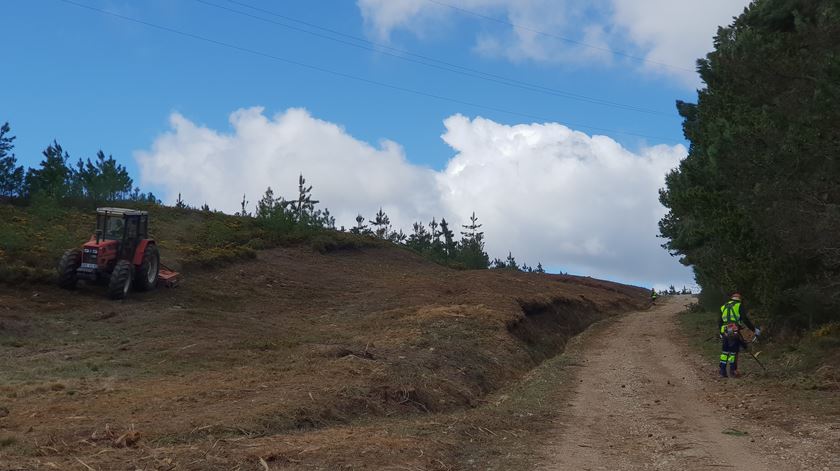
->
[651,289,658,304]
[719,293,760,378]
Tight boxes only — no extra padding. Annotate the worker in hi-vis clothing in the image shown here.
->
[719,293,760,378]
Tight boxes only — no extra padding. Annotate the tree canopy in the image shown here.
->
[0,122,24,197]
[659,0,840,329]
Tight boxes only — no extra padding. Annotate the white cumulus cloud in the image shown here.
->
[356,0,750,86]
[135,107,440,230]
[437,114,686,282]
[608,0,750,85]
[136,107,690,286]
[359,0,611,65]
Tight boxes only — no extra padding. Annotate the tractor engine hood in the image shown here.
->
[80,238,119,271]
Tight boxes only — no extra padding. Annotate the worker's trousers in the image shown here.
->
[720,335,741,370]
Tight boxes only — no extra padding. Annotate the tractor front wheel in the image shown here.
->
[134,244,160,291]
[57,249,81,289]
[108,259,134,300]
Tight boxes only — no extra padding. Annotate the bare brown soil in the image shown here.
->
[537,296,840,470]
[0,246,646,470]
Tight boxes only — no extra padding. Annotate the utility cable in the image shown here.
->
[55,0,677,142]
[424,0,694,73]
[198,0,671,116]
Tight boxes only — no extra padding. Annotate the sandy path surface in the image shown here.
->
[538,296,776,471]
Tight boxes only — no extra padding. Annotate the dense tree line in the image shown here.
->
[0,122,157,203]
[249,179,545,271]
[659,0,840,329]
[251,175,336,231]
[346,208,544,271]
[656,286,693,297]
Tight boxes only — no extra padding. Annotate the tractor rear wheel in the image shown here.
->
[108,259,134,300]
[134,244,160,291]
[57,248,81,289]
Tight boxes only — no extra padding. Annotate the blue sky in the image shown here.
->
[5,0,689,171]
[2,0,751,288]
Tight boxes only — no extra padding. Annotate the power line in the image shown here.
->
[424,0,694,73]
[54,0,677,142]
[195,0,671,117]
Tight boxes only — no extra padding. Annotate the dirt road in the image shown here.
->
[537,296,837,471]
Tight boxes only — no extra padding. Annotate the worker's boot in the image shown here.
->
[719,363,728,378]
[730,362,739,378]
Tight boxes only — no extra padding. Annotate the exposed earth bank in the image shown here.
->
[0,245,645,470]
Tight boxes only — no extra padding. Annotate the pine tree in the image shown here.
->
[237,194,250,217]
[389,229,407,244]
[318,207,336,229]
[658,0,840,325]
[439,218,456,258]
[253,185,298,232]
[25,141,71,198]
[69,150,133,201]
[68,158,86,199]
[350,214,369,235]
[505,251,519,271]
[0,122,24,198]
[92,150,132,200]
[535,262,545,274]
[291,174,319,225]
[256,187,279,219]
[126,186,156,203]
[458,212,490,269]
[428,218,443,255]
[175,193,187,209]
[369,207,391,239]
[407,221,432,252]
[491,257,506,269]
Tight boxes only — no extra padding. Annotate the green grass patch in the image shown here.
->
[679,307,840,390]
[677,307,720,360]
[0,200,392,284]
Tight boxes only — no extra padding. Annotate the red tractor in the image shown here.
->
[57,208,179,299]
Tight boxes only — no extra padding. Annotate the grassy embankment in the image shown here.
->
[678,301,840,390]
[0,199,381,284]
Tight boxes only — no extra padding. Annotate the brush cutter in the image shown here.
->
[738,330,767,372]
[705,328,768,372]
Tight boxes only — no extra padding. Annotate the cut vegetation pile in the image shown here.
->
[0,219,647,469]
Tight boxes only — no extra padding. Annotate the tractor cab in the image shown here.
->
[95,208,148,255]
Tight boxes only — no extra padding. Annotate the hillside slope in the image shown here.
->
[0,201,381,284]
[0,244,646,469]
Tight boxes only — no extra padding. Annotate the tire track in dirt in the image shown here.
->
[537,296,774,470]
